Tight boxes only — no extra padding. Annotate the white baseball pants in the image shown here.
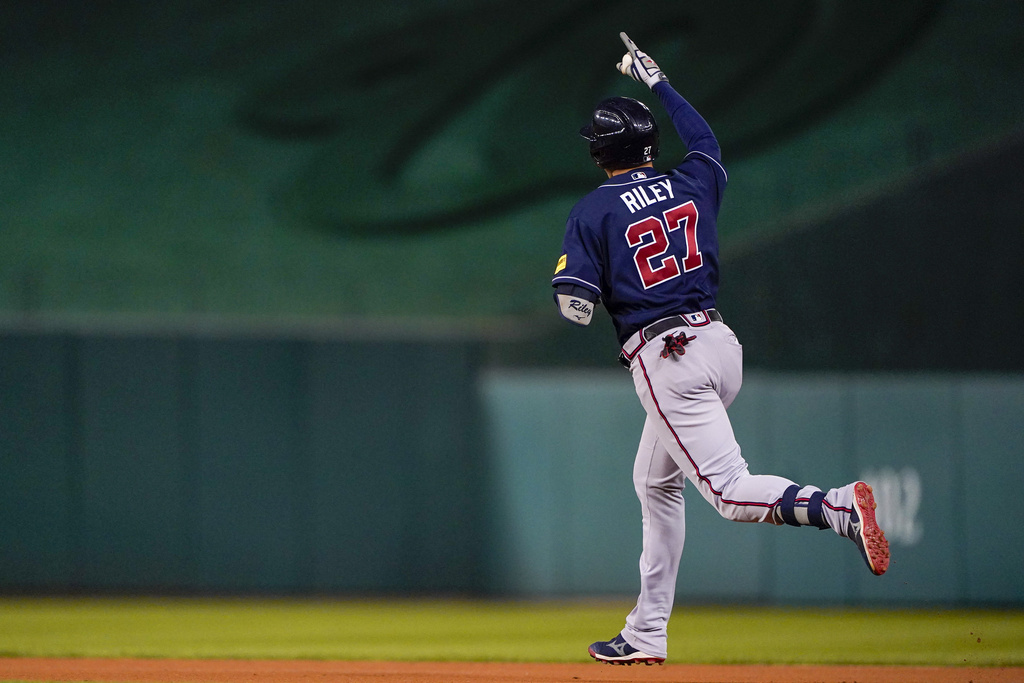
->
[619,320,856,658]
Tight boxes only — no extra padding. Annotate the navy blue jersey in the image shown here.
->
[553,82,728,345]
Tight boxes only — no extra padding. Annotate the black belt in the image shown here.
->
[641,309,722,340]
[617,309,723,368]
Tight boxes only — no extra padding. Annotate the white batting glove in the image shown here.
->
[616,32,667,89]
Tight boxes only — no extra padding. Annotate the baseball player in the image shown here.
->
[551,33,890,666]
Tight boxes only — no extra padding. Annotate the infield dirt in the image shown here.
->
[1,658,1022,683]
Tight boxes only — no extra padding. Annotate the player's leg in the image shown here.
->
[631,322,889,574]
[621,417,685,659]
[710,324,887,572]
[631,323,795,523]
[589,418,677,665]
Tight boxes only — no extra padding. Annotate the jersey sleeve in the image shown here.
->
[551,214,603,301]
[653,81,728,205]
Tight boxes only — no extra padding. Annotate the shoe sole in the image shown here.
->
[588,647,664,666]
[853,482,890,576]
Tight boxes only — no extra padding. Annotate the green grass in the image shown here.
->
[0,598,1022,666]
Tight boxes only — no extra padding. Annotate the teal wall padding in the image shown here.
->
[846,379,960,603]
[740,377,849,602]
[2,328,1022,605]
[0,331,486,595]
[0,335,75,587]
[481,371,646,595]
[75,336,194,589]
[480,370,1024,604]
[961,378,1024,602]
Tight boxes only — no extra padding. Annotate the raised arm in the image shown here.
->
[617,32,722,162]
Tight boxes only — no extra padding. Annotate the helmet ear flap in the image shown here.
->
[582,97,659,170]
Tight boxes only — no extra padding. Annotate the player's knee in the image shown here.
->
[635,480,685,504]
[711,499,765,523]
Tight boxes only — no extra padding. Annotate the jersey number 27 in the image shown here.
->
[625,200,703,289]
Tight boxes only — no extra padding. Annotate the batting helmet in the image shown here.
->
[579,96,659,170]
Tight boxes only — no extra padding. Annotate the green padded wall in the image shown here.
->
[0,330,486,594]
[480,370,1024,605]
[2,328,1022,604]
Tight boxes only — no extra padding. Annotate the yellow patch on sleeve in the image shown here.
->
[554,254,567,274]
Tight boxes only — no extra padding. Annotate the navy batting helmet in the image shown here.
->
[579,96,659,170]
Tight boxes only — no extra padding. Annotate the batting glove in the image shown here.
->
[616,32,668,89]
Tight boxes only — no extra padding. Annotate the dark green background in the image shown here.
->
[2,1,1022,600]
[2,0,1021,369]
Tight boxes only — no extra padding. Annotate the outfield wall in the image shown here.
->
[482,370,1024,604]
[2,328,1021,604]
[0,328,488,595]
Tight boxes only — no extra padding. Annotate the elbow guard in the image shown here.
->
[553,284,599,326]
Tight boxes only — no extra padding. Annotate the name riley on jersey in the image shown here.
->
[619,177,675,214]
